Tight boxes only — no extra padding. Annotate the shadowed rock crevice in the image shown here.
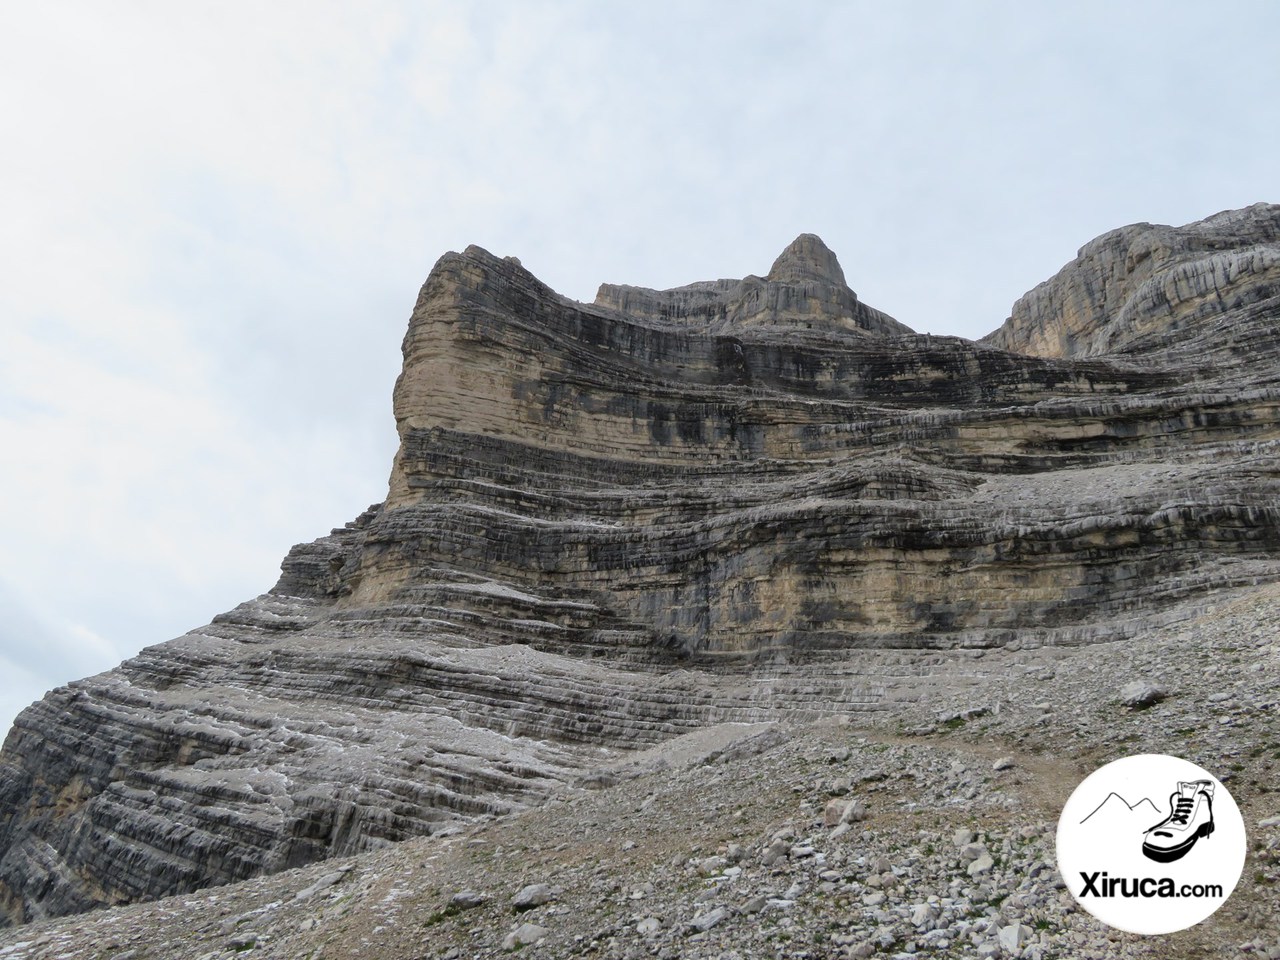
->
[2,208,1280,926]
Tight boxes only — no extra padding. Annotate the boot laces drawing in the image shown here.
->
[1142,780,1215,863]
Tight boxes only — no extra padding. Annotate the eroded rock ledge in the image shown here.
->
[2,208,1279,926]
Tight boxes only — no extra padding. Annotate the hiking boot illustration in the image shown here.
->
[1142,780,1215,863]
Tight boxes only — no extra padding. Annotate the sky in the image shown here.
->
[2,0,1278,738]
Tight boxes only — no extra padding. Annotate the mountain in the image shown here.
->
[982,202,1280,361]
[2,206,1279,927]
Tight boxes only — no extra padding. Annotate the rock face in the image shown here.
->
[983,202,1280,361]
[3,207,1280,927]
[593,233,911,337]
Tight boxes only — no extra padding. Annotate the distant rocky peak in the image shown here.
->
[766,233,848,287]
[592,234,911,338]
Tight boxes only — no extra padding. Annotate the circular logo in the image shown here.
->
[1056,754,1246,935]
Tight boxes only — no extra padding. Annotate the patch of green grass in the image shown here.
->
[424,903,463,927]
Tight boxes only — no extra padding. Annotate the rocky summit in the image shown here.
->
[2,206,1280,957]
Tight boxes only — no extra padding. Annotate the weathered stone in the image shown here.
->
[911,902,939,927]
[502,923,547,950]
[967,854,995,877]
[998,922,1034,952]
[842,798,868,823]
[635,917,661,936]
[694,855,727,877]
[688,905,729,933]
[960,843,988,861]
[760,838,789,867]
[1120,681,1169,708]
[511,883,555,911]
[449,890,487,910]
[293,870,348,902]
[822,797,856,826]
[824,796,868,826]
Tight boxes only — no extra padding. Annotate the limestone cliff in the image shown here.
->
[983,202,1280,361]
[3,209,1280,926]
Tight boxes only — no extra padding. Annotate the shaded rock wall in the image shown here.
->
[3,211,1280,926]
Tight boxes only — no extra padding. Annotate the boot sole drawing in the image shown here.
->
[1142,820,1214,863]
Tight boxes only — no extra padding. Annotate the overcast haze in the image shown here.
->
[2,1,1278,737]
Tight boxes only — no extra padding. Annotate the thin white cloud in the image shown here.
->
[1,1,1278,738]
[0,664,48,748]
[0,582,119,737]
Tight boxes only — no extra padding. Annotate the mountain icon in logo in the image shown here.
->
[1080,792,1162,827]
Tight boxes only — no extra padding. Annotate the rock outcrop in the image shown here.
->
[2,207,1280,926]
[594,233,911,337]
[983,202,1280,362]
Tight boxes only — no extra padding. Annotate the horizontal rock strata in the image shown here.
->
[983,202,1280,362]
[3,209,1280,925]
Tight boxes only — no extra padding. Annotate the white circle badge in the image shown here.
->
[1056,754,1246,934]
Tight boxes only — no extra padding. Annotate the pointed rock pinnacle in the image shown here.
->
[766,233,848,287]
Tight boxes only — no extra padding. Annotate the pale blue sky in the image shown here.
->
[2,0,1277,736]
